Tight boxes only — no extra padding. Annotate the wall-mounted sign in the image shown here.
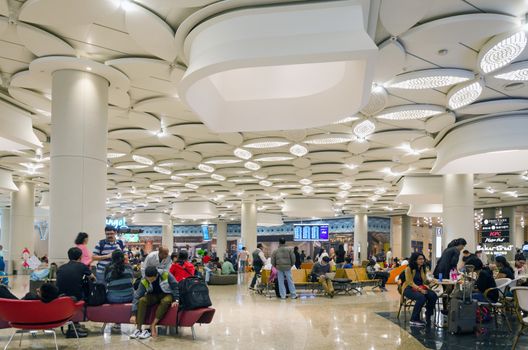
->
[202,225,211,241]
[477,244,514,254]
[293,224,329,241]
[481,218,509,244]
[106,217,128,230]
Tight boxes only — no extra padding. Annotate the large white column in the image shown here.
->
[1,209,11,274]
[353,213,368,264]
[443,174,475,251]
[162,221,174,254]
[401,215,412,258]
[241,201,257,255]
[216,221,227,260]
[390,216,402,259]
[49,70,108,263]
[10,182,35,274]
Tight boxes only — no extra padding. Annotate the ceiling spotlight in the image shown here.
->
[447,80,483,110]
[353,118,376,138]
[388,68,474,89]
[253,172,268,180]
[242,138,290,149]
[289,143,308,157]
[233,147,252,160]
[479,31,527,74]
[244,161,261,171]
[339,183,352,191]
[197,163,215,173]
[299,178,312,185]
[185,183,199,190]
[153,166,172,175]
[301,185,314,193]
[86,66,92,71]
[259,180,273,187]
[107,152,126,159]
[374,187,387,195]
[375,104,444,120]
[211,173,226,181]
[494,60,528,81]
[486,186,495,193]
[132,154,154,166]
[304,133,355,145]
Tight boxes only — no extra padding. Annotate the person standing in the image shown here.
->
[293,246,301,269]
[300,250,306,263]
[141,247,171,276]
[271,238,297,300]
[237,247,249,273]
[75,232,92,266]
[335,244,346,268]
[93,226,125,282]
[250,243,267,290]
[386,248,393,266]
[433,238,467,278]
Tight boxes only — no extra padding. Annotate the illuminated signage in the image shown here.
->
[202,225,211,241]
[481,218,509,244]
[106,217,128,229]
[293,224,329,241]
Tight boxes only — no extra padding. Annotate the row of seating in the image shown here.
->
[0,298,215,343]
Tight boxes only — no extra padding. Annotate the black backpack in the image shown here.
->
[178,276,212,310]
[85,282,107,306]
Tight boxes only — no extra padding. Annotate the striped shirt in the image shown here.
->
[93,239,124,274]
[104,264,134,300]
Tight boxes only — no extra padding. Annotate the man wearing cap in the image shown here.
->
[93,225,125,282]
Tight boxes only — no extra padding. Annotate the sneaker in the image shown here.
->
[291,295,298,299]
[111,324,121,333]
[138,329,151,339]
[129,329,142,339]
[410,320,426,327]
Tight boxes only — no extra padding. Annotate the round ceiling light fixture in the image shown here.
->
[289,143,308,157]
[353,118,376,138]
[299,178,312,185]
[375,104,445,120]
[233,147,252,160]
[259,180,273,187]
[197,163,215,173]
[494,60,528,81]
[304,133,355,145]
[447,80,483,110]
[242,137,290,149]
[478,31,527,74]
[244,161,261,171]
[132,154,154,166]
[211,173,226,181]
[388,69,474,89]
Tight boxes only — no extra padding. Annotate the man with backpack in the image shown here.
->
[249,243,266,290]
[271,237,297,300]
[129,266,179,339]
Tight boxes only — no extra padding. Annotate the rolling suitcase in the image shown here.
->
[448,281,477,334]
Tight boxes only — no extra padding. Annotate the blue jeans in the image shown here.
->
[404,287,438,322]
[204,267,211,283]
[107,293,133,304]
[96,270,105,283]
[277,270,296,299]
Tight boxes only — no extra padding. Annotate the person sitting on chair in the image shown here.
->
[310,256,335,297]
[129,266,179,339]
[465,256,498,303]
[366,258,389,292]
[402,252,438,328]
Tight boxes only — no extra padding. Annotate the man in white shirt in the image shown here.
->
[141,247,171,276]
[386,248,393,266]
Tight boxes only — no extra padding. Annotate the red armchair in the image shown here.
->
[0,297,84,349]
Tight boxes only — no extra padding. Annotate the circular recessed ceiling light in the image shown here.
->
[353,118,376,138]
[242,138,290,149]
[197,163,215,173]
[304,133,355,145]
[299,178,312,185]
[375,104,445,120]
[479,31,527,74]
[289,143,308,157]
[259,180,273,187]
[388,69,474,89]
[233,147,252,160]
[447,80,483,110]
[153,166,172,175]
[132,154,154,166]
[244,161,261,171]
[494,60,528,81]
[211,173,226,181]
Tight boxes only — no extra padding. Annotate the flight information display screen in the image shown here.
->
[293,224,329,241]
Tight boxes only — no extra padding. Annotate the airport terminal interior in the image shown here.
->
[1,0,528,349]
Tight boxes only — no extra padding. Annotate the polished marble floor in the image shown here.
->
[0,275,525,349]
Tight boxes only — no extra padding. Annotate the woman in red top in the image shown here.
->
[202,251,211,264]
[169,250,195,282]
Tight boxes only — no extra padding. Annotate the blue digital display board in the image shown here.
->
[293,224,329,241]
[201,225,211,241]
